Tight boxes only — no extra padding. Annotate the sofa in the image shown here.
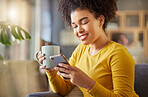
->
[42,64,148,97]
[0,60,49,97]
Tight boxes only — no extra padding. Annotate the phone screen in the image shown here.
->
[49,54,69,67]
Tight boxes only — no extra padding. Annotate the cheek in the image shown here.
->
[73,29,78,36]
[86,25,95,33]
[86,22,95,31]
[91,23,100,33]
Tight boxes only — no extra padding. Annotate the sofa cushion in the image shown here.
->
[135,64,148,97]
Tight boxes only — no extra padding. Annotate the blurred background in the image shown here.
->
[0,0,148,97]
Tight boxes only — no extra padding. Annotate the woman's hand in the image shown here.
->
[54,63,95,91]
[37,51,54,72]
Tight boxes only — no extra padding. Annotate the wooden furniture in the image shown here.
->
[107,10,148,57]
[59,10,148,58]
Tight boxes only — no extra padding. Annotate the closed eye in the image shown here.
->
[82,21,89,25]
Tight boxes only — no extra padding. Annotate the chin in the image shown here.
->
[81,41,90,45]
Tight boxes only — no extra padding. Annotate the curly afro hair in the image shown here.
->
[58,0,118,30]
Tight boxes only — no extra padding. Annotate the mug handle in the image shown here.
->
[35,52,43,66]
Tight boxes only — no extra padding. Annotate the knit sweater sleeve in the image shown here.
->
[45,44,82,96]
[46,70,74,96]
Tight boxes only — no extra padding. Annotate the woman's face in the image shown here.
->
[71,9,104,45]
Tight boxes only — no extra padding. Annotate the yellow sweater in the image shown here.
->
[46,41,139,97]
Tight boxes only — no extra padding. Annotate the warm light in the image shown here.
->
[8,9,17,20]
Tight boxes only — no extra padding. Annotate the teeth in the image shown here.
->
[80,34,88,40]
[81,35,86,39]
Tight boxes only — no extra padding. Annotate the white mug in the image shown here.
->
[36,45,60,68]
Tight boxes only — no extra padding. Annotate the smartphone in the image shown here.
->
[49,54,70,79]
[49,54,69,67]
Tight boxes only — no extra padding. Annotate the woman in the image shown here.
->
[29,0,139,97]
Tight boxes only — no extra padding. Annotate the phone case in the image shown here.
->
[49,54,69,67]
[49,54,70,79]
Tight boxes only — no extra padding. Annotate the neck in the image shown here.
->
[89,33,110,55]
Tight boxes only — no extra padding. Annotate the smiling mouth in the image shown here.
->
[79,33,88,41]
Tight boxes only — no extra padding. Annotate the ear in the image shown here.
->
[97,15,105,27]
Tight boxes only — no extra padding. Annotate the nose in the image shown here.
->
[77,26,84,33]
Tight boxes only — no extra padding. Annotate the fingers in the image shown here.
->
[54,63,72,72]
[38,51,45,59]
[39,57,45,63]
[40,65,46,69]
[57,71,71,79]
[54,66,70,74]
[59,63,71,70]
[54,63,73,79]
[37,51,46,63]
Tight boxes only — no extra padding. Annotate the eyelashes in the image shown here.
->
[72,21,89,29]
[82,21,89,25]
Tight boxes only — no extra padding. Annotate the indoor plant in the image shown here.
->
[0,22,31,63]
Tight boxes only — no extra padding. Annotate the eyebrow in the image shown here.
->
[71,17,88,24]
